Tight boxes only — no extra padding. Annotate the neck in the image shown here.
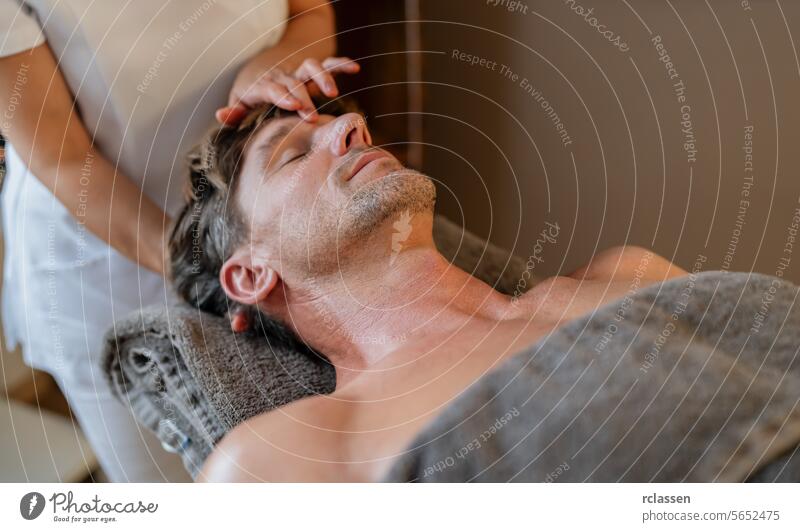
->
[278,235,516,386]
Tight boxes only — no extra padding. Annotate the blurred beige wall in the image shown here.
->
[418,0,800,284]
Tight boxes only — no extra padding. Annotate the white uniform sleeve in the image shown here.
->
[0,0,45,57]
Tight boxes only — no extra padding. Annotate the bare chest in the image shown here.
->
[334,276,659,480]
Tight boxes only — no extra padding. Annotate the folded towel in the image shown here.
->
[382,271,800,482]
[103,320,220,476]
[103,215,534,477]
[103,302,336,478]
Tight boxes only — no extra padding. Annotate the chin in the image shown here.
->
[296,171,435,274]
[339,169,436,239]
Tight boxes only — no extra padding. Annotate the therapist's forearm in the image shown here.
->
[56,149,170,275]
[24,132,170,277]
[0,44,169,275]
[238,2,336,80]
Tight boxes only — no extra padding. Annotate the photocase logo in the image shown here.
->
[390,210,413,265]
[20,492,45,520]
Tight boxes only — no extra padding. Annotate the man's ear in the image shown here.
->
[219,255,279,306]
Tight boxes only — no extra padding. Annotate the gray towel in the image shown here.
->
[103,215,534,477]
[382,270,800,482]
[103,303,336,478]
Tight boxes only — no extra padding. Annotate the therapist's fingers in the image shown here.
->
[215,105,248,126]
[262,81,303,109]
[235,74,304,111]
[217,76,304,126]
[321,56,361,74]
[295,58,338,98]
[217,59,361,126]
[294,57,361,100]
[275,71,318,121]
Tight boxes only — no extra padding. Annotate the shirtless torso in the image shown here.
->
[200,245,689,482]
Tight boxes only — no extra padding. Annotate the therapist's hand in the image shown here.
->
[216,57,360,126]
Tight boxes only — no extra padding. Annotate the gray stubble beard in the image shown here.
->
[304,169,437,275]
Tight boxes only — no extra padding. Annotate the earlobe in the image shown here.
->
[219,258,278,306]
[229,310,250,333]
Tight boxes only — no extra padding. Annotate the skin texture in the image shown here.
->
[0,0,339,274]
[198,111,689,482]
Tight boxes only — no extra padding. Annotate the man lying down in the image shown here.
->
[168,99,800,482]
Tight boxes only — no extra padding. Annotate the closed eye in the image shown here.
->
[281,151,307,168]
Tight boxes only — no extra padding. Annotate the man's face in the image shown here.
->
[233,112,436,276]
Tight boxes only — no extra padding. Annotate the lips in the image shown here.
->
[344,150,391,182]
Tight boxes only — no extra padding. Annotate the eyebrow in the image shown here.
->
[255,120,299,173]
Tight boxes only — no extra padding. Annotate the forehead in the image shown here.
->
[247,115,302,159]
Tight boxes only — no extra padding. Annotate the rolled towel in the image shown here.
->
[103,302,335,478]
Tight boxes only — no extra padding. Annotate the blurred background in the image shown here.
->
[3,0,800,480]
[335,0,800,286]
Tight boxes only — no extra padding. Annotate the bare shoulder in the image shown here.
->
[516,245,689,326]
[567,245,688,282]
[198,392,355,482]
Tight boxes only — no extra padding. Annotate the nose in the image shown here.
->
[323,113,373,157]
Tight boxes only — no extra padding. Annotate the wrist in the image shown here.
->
[240,36,336,83]
[141,219,170,277]
[241,50,300,83]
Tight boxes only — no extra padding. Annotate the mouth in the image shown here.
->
[344,150,392,182]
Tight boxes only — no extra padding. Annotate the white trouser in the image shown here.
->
[52,361,191,483]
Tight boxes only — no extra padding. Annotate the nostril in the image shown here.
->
[346,127,359,149]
